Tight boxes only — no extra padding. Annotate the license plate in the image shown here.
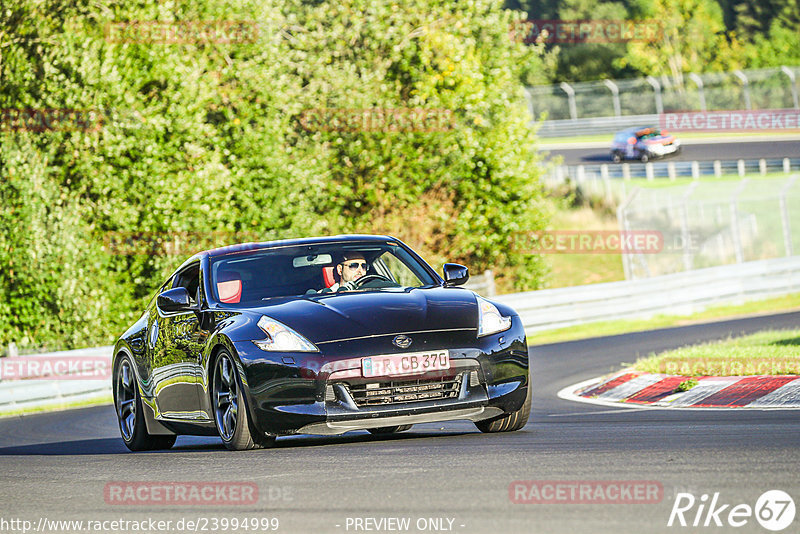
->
[362,350,450,378]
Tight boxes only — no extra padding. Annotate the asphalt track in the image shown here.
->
[545,139,800,165]
[1,312,799,534]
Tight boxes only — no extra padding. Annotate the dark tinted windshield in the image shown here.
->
[209,241,438,305]
[636,127,662,139]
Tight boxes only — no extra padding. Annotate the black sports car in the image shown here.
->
[112,235,531,451]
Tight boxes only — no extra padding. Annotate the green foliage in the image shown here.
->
[741,0,800,67]
[507,0,798,83]
[617,0,747,81]
[0,0,549,350]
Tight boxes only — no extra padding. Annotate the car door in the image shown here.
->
[151,262,206,420]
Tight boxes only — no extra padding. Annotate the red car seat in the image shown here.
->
[322,266,336,288]
[217,271,243,303]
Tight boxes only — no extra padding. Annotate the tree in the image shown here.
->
[740,0,800,67]
[617,0,746,85]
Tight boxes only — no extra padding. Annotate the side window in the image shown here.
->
[376,252,423,287]
[173,264,201,305]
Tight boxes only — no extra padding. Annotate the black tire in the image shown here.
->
[367,425,413,435]
[114,354,177,452]
[474,378,531,433]
[640,152,650,163]
[611,152,622,163]
[212,350,275,451]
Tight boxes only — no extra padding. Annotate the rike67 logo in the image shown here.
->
[668,490,795,531]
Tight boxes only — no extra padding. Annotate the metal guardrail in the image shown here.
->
[535,114,662,138]
[2,257,799,413]
[545,158,800,185]
[495,256,800,334]
[0,346,113,415]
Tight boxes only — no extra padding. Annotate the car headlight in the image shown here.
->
[254,316,319,352]
[477,296,512,337]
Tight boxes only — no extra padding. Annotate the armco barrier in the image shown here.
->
[0,346,113,415]
[495,256,800,333]
[2,257,799,414]
[535,114,661,137]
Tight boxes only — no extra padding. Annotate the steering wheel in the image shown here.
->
[353,274,391,288]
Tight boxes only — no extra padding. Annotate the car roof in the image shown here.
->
[616,126,653,134]
[196,234,397,261]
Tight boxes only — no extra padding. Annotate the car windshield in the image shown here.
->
[637,128,662,140]
[209,241,438,304]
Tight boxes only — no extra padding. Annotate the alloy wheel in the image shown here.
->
[214,354,239,442]
[115,359,137,442]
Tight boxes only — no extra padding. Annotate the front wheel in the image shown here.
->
[114,355,176,451]
[474,379,531,433]
[212,350,275,451]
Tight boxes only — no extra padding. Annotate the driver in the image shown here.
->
[327,252,368,292]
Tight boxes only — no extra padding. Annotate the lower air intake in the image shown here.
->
[345,374,463,407]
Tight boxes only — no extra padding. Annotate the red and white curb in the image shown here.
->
[558,369,800,409]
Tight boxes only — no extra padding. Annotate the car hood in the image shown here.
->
[643,134,676,145]
[244,287,479,343]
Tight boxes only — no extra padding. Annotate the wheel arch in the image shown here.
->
[112,344,176,437]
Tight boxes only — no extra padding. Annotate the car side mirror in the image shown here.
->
[157,287,193,313]
[442,263,469,286]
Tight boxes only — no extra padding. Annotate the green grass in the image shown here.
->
[624,172,796,190]
[544,207,625,287]
[675,378,699,392]
[528,292,800,345]
[632,329,800,376]
[0,394,113,419]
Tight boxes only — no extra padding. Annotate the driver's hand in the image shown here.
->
[338,280,358,292]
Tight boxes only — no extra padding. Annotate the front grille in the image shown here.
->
[344,374,463,407]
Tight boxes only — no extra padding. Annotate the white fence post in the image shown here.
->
[780,176,798,257]
[689,73,707,111]
[560,82,578,120]
[730,180,749,263]
[733,70,751,110]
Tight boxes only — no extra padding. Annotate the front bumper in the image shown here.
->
[646,141,680,156]
[230,319,529,436]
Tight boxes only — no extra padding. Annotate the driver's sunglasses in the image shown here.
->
[343,261,367,270]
